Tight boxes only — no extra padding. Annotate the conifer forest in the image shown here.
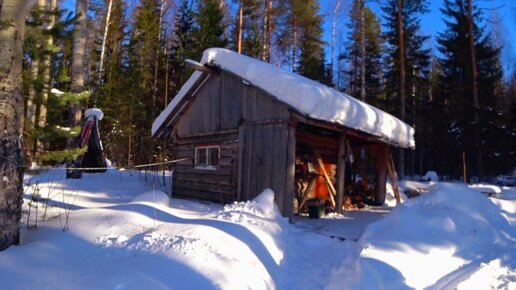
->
[3,0,516,182]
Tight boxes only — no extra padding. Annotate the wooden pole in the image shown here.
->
[335,134,346,213]
[463,151,467,184]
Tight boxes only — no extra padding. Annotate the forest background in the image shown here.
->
[21,0,516,182]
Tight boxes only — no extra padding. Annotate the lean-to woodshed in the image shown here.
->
[152,48,415,219]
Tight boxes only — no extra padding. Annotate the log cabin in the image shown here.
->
[152,48,414,220]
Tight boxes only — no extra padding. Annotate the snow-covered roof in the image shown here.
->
[152,48,415,148]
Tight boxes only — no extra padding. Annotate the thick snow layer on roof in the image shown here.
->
[153,48,415,148]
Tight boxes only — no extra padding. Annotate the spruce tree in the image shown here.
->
[127,0,163,165]
[296,0,326,83]
[193,0,228,58]
[341,3,384,104]
[169,0,197,96]
[436,0,506,179]
[93,0,131,167]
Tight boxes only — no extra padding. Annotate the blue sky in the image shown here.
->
[321,0,516,76]
[62,0,515,76]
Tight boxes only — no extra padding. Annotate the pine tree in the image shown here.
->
[382,0,430,176]
[436,0,506,179]
[230,0,262,58]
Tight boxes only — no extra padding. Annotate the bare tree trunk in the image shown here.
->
[467,0,482,180]
[26,0,44,130]
[262,0,272,62]
[359,0,366,101]
[26,59,38,126]
[237,0,243,54]
[127,106,133,168]
[153,0,165,112]
[69,0,89,131]
[396,0,406,178]
[292,13,297,72]
[36,0,57,155]
[330,0,340,86]
[164,32,170,107]
[98,0,114,85]
[0,0,27,251]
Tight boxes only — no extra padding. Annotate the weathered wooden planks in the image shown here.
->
[238,122,290,214]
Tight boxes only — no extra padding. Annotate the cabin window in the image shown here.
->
[194,146,220,170]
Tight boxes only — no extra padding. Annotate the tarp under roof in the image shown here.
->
[152,48,415,149]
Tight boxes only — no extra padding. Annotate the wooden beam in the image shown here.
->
[335,134,346,213]
[298,175,318,211]
[185,59,220,74]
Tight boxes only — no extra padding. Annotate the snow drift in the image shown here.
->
[328,183,516,290]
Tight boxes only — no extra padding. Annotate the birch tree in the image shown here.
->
[0,0,27,251]
[69,0,89,132]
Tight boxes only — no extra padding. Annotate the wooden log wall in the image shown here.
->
[172,130,239,203]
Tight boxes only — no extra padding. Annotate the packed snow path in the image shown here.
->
[2,170,365,289]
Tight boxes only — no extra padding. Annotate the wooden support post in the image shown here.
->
[315,151,337,207]
[237,124,245,201]
[387,148,401,204]
[335,134,346,213]
[285,124,296,222]
[375,146,388,206]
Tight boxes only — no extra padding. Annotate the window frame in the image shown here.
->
[194,145,220,170]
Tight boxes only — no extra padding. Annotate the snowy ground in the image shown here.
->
[0,169,514,290]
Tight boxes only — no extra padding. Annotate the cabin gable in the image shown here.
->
[175,71,290,137]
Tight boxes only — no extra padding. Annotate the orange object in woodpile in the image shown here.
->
[314,163,335,200]
[314,176,329,199]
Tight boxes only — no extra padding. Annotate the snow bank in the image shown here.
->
[422,171,439,181]
[469,183,502,196]
[212,189,286,227]
[132,190,170,207]
[384,181,408,207]
[328,183,516,289]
